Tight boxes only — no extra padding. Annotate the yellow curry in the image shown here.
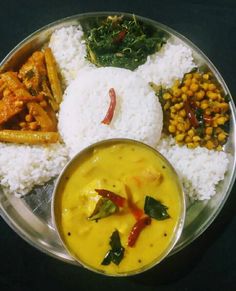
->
[54,140,184,275]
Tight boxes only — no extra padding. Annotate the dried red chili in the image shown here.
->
[129,204,144,221]
[113,30,127,44]
[203,115,213,124]
[95,189,126,208]
[128,216,152,247]
[101,88,117,125]
[184,99,199,128]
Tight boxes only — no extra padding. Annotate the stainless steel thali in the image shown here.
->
[0,12,235,264]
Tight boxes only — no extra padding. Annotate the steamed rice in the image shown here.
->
[49,25,94,86]
[157,137,229,200]
[136,42,195,87]
[59,67,163,157]
[0,143,68,197]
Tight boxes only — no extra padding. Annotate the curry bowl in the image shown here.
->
[52,138,186,276]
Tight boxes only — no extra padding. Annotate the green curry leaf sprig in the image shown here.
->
[101,230,125,266]
[144,196,170,220]
[89,198,118,221]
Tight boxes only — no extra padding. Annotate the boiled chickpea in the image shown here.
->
[190,83,199,92]
[218,132,226,142]
[163,92,171,100]
[205,127,213,135]
[179,109,186,117]
[168,125,176,133]
[175,134,185,142]
[203,74,209,80]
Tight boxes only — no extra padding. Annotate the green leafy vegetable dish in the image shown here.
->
[84,15,168,70]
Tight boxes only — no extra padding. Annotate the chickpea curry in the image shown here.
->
[54,140,184,275]
[150,70,230,150]
[0,47,62,144]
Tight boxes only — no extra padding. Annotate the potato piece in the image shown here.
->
[141,168,163,185]
[45,47,62,105]
[130,168,163,188]
[0,94,24,124]
[0,130,59,144]
[0,72,33,101]
[27,102,57,132]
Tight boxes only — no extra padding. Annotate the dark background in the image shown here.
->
[0,0,236,290]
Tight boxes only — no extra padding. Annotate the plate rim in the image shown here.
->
[0,11,235,264]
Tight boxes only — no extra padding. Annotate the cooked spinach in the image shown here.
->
[84,15,168,70]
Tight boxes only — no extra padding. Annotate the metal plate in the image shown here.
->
[0,12,235,264]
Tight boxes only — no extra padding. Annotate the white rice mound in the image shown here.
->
[49,25,94,86]
[136,43,196,87]
[157,137,229,200]
[0,143,69,197]
[58,67,163,157]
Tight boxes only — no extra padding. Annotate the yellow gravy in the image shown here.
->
[55,140,183,275]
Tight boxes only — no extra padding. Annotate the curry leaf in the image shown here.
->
[144,196,170,220]
[220,120,230,134]
[101,230,125,265]
[101,250,113,265]
[224,94,230,103]
[195,108,205,138]
[89,198,118,221]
